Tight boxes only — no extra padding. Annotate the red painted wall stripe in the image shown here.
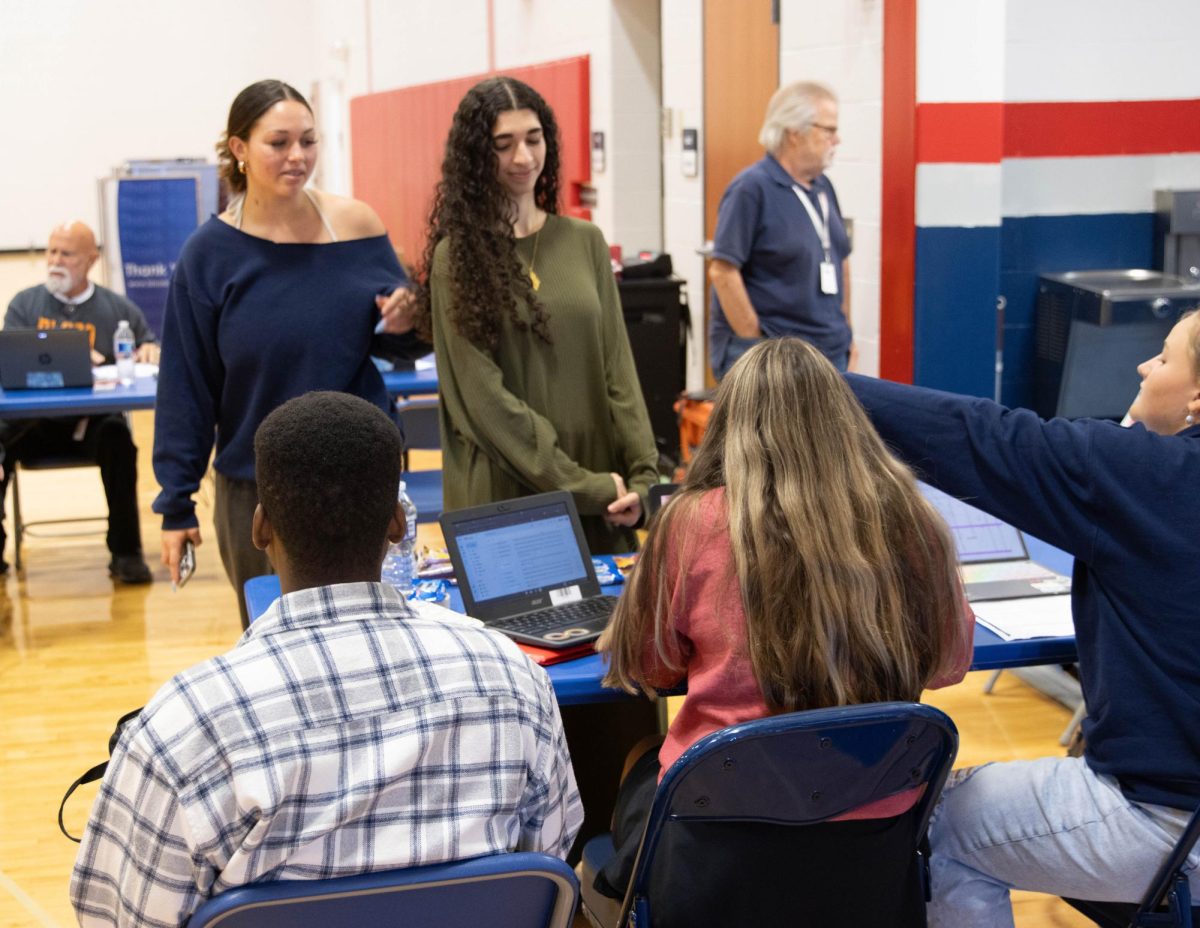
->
[1006,99,1200,158]
[918,98,1200,163]
[880,0,917,383]
[916,102,1004,163]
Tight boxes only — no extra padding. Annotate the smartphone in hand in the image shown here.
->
[176,540,196,590]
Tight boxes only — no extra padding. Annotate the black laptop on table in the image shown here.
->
[920,482,1072,602]
[440,490,619,649]
[0,330,93,390]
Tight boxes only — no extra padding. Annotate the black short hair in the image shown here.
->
[254,391,403,575]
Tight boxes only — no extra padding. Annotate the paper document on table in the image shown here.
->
[973,595,1075,641]
[93,363,159,381]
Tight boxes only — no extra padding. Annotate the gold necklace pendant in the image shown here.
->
[522,219,543,292]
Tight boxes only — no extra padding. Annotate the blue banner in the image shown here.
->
[116,177,199,337]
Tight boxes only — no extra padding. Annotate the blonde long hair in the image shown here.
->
[602,338,965,712]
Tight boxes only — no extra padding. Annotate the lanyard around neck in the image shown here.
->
[792,185,831,258]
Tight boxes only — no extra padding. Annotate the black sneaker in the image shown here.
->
[109,555,152,585]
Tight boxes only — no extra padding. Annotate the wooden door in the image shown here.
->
[702,0,779,380]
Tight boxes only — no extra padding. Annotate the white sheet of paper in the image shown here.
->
[93,363,159,381]
[973,595,1074,641]
[414,352,436,371]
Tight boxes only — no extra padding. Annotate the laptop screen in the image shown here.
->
[919,483,1027,563]
[453,499,589,603]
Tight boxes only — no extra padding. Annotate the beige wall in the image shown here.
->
[0,252,59,312]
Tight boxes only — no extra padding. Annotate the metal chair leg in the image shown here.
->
[1059,702,1086,747]
[982,669,1003,694]
[12,466,22,572]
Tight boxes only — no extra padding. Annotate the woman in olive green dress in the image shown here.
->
[414,76,658,554]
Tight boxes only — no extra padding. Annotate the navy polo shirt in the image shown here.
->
[709,154,852,363]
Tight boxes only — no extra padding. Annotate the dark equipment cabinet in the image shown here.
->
[618,277,689,465]
[1035,270,1200,420]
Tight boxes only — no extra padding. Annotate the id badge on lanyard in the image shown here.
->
[793,185,838,295]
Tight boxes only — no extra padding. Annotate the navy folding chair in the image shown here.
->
[1064,803,1200,928]
[396,396,442,524]
[188,851,579,928]
[579,701,958,928]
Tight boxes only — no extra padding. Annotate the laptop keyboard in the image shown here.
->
[961,561,1060,583]
[491,596,619,637]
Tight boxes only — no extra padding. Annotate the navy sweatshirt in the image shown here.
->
[847,373,1200,812]
[152,218,425,530]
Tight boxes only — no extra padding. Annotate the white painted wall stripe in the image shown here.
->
[1004,0,1200,103]
[916,163,1003,229]
[918,155,1200,226]
[1001,154,1200,218]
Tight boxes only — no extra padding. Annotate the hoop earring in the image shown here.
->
[238,160,246,174]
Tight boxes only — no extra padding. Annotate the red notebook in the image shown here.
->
[518,641,596,666]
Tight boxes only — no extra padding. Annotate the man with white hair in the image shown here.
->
[2,221,159,581]
[708,81,855,379]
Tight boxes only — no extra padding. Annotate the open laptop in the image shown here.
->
[920,482,1072,602]
[440,490,619,649]
[0,330,93,389]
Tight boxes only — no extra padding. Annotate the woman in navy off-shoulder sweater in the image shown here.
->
[152,80,424,626]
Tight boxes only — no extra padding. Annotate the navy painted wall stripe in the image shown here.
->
[914,226,1000,399]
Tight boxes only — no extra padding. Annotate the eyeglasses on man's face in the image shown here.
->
[811,122,839,136]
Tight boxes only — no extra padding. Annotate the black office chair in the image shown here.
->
[1064,803,1200,928]
[579,701,959,928]
[396,396,442,524]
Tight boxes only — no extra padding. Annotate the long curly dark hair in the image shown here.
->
[413,76,561,349]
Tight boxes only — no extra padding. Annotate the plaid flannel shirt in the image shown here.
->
[70,582,582,928]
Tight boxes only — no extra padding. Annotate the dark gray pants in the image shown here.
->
[213,472,273,629]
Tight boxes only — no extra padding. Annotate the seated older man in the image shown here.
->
[2,221,159,581]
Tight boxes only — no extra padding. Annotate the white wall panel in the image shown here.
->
[916,0,1006,103]
[364,1,489,91]
[781,0,883,376]
[605,0,664,254]
[660,0,706,390]
[1004,37,1200,103]
[0,0,322,249]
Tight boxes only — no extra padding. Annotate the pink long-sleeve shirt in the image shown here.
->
[639,487,974,819]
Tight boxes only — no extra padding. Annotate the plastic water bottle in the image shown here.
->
[381,481,418,596]
[113,320,135,386]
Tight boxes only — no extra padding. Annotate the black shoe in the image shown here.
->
[109,555,152,584]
